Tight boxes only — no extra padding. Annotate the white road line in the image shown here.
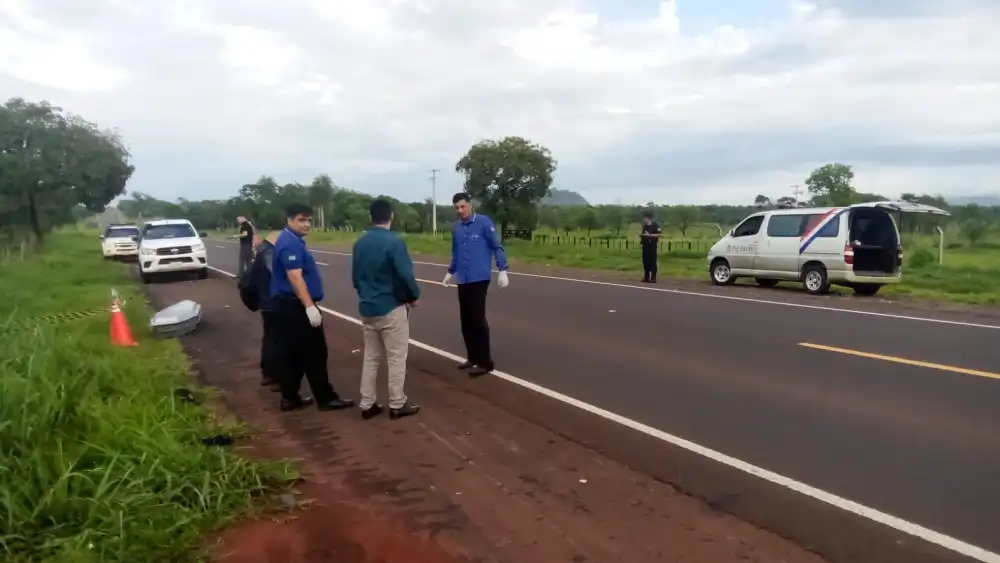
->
[215,245,226,249]
[306,248,1000,331]
[210,241,1000,330]
[316,261,330,266]
[206,262,1000,563]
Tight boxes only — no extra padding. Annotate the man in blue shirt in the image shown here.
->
[351,199,421,420]
[441,192,509,377]
[271,203,354,412]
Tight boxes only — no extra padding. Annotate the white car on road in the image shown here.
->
[137,219,209,284]
[100,224,140,259]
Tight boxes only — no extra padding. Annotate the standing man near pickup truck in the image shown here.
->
[270,203,354,412]
[233,216,255,276]
[442,193,509,378]
[640,211,662,283]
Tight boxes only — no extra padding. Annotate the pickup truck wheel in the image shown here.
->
[802,264,830,295]
[197,268,209,280]
[710,259,736,286]
[853,283,881,296]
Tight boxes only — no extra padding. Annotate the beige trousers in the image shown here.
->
[359,304,410,410]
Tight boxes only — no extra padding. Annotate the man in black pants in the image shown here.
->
[442,193,509,377]
[640,212,662,283]
[270,203,354,412]
[254,231,281,390]
[233,215,255,277]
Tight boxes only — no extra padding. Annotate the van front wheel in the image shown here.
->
[710,259,736,286]
[802,265,830,295]
[853,283,881,296]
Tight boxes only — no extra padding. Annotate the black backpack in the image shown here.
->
[238,243,273,312]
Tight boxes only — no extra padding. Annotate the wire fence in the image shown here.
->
[410,230,713,255]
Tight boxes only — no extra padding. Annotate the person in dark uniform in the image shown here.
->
[270,203,354,412]
[640,212,662,283]
[254,231,281,390]
[233,216,255,276]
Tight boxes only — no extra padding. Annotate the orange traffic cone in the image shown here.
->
[110,299,138,347]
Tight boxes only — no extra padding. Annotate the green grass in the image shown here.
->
[263,227,1000,306]
[0,231,296,563]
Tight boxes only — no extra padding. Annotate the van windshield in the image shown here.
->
[143,224,196,240]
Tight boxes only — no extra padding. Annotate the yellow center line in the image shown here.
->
[798,342,1000,381]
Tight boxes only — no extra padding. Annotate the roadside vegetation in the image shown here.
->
[0,232,296,562]
[115,140,999,307]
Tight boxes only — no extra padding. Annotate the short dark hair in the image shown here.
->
[452,192,471,204]
[369,198,392,224]
[285,203,313,219]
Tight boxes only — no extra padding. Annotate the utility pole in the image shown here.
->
[791,184,803,204]
[429,169,440,234]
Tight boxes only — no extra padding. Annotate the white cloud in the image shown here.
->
[1,0,999,205]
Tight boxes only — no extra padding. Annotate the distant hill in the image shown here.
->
[947,194,1000,206]
[541,188,589,206]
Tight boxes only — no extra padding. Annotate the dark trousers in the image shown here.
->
[457,281,492,368]
[641,244,658,280]
[237,244,253,277]
[260,310,280,383]
[272,297,338,403]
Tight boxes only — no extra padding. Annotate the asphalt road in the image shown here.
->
[206,240,1000,559]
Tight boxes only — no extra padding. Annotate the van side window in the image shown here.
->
[766,214,806,237]
[803,214,841,238]
[732,215,764,237]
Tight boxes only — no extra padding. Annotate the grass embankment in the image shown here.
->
[297,227,1000,305]
[0,232,295,562]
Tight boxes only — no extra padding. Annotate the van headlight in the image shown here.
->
[191,243,205,252]
[140,247,155,256]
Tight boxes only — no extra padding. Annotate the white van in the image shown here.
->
[136,219,209,284]
[706,201,949,296]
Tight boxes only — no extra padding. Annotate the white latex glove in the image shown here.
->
[305,305,323,327]
[442,273,455,287]
[497,271,509,288]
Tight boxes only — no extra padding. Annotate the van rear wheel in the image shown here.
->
[755,278,779,288]
[802,264,830,295]
[853,283,881,296]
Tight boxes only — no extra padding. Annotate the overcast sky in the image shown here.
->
[2,0,999,205]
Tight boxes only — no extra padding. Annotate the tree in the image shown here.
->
[805,163,857,206]
[308,174,335,229]
[753,194,772,208]
[962,220,990,246]
[575,207,600,235]
[0,97,133,246]
[454,136,556,239]
[665,205,700,237]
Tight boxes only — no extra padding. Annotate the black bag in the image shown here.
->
[238,244,273,312]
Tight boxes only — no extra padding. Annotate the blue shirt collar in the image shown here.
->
[283,227,304,239]
[461,213,477,225]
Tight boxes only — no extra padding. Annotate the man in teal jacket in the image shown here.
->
[351,199,421,421]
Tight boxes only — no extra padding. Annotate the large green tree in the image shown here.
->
[805,163,857,206]
[0,98,133,246]
[454,136,556,238]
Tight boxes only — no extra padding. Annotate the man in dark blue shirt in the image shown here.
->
[351,199,421,420]
[442,192,509,377]
[270,203,354,412]
[640,211,662,283]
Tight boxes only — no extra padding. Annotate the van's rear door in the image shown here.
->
[849,201,950,215]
